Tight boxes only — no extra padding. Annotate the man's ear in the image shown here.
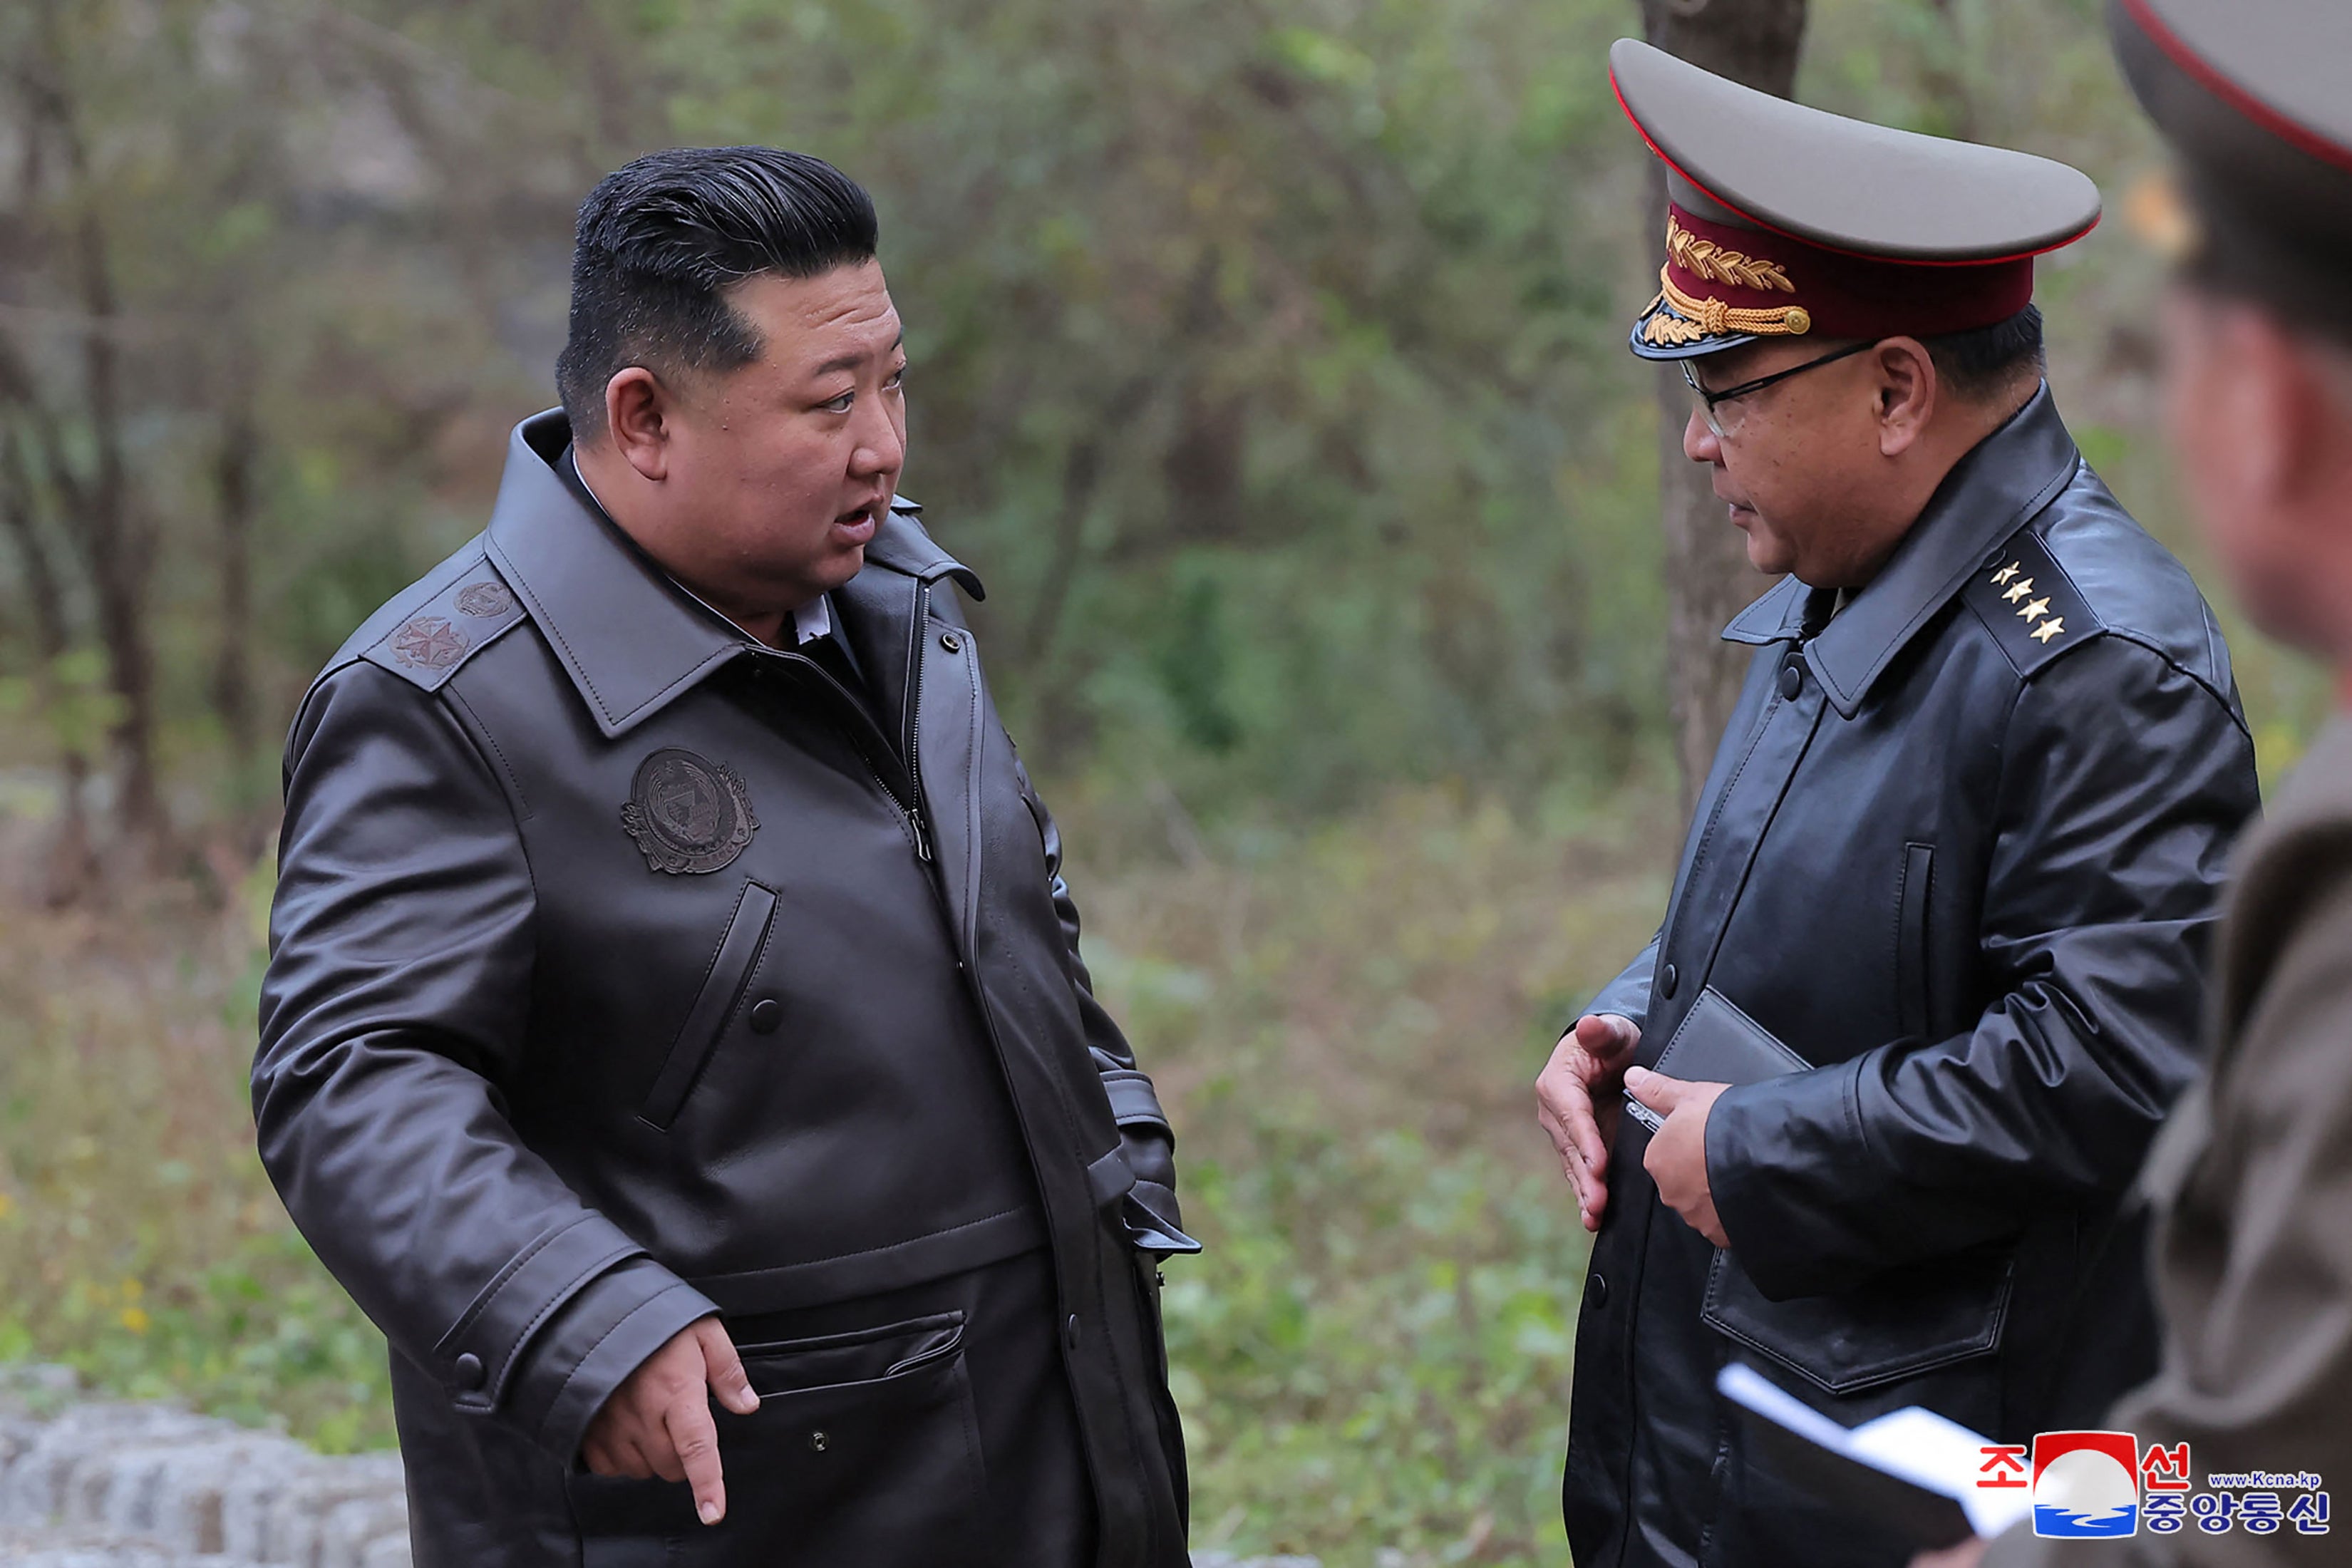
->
[2270,321,2352,515]
[1872,336,1936,458]
[604,366,672,482]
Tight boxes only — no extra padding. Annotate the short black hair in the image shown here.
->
[555,147,879,441]
[1923,304,2046,403]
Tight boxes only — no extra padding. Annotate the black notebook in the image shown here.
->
[1624,985,1810,1133]
[1716,1361,2030,1547]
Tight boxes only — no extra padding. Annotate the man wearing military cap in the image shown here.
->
[1532,39,2260,1567]
[1917,4,2352,1564]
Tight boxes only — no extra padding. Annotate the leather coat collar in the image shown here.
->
[484,409,978,738]
[1721,384,2083,718]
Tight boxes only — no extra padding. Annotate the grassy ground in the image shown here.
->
[0,784,1669,1567]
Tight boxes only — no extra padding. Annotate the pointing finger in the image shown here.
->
[666,1388,728,1525]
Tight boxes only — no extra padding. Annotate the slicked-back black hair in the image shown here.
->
[555,146,879,441]
[1924,304,2046,403]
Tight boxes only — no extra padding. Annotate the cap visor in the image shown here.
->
[1627,295,1761,360]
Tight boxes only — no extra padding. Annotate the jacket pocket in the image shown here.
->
[1896,842,1934,1041]
[639,880,778,1130]
[567,1311,987,1567]
[1701,1245,2013,1396]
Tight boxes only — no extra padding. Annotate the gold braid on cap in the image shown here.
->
[1642,267,1814,346]
[1641,216,1811,346]
[1665,217,1797,292]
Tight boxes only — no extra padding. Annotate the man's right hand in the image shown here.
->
[1536,1013,1641,1232]
[582,1316,760,1525]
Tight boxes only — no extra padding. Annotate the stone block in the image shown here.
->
[319,1492,408,1568]
[153,1433,312,1554]
[1,1403,215,1527]
[359,1531,413,1568]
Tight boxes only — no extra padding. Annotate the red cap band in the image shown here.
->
[1663,205,2035,343]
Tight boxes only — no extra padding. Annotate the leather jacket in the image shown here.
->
[256,411,1190,1567]
[1562,389,2261,1567]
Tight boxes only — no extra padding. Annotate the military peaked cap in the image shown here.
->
[2110,0,2352,344]
[1610,39,2103,360]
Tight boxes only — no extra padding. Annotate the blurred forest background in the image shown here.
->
[0,1,2333,1564]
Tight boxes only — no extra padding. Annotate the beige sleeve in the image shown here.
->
[1981,873,2352,1568]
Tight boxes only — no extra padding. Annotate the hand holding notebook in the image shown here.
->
[1623,986,1811,1134]
[1626,986,1812,1248]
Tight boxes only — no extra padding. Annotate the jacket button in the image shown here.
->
[748,998,782,1034]
[1586,1273,1609,1311]
[940,631,963,653]
[453,1352,485,1391]
[1780,661,1805,700]
[1660,962,1679,1000]
[1065,1314,1082,1350]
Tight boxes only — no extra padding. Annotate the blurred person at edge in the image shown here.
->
[1916,2,2352,1564]
[252,148,1194,1568]
[1534,40,2260,1568]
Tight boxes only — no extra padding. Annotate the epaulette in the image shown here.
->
[1960,525,2105,679]
[360,555,530,692]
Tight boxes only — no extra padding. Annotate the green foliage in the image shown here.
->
[647,0,1667,811]
[2,0,2333,823]
[1169,1132,1585,1567]
[16,1232,394,1456]
[0,894,395,1453]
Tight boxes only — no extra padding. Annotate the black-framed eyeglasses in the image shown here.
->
[1682,340,1874,440]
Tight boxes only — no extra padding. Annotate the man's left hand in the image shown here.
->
[1626,1066,1731,1247]
[1909,1539,1987,1568]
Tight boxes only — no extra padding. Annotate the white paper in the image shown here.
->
[1716,1362,2034,1539]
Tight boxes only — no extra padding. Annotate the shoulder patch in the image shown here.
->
[361,557,529,691]
[1961,527,2104,678]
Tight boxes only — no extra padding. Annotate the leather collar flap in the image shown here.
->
[1716,386,2082,718]
[483,410,980,738]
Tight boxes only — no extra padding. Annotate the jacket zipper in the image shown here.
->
[896,582,932,862]
[772,645,932,862]
[835,582,1138,1535]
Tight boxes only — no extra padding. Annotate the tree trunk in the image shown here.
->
[71,199,163,853]
[0,427,96,903]
[212,388,259,770]
[24,0,163,857]
[1638,0,1808,820]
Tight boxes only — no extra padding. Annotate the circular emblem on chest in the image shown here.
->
[620,748,758,875]
[391,616,468,670]
[453,581,515,619]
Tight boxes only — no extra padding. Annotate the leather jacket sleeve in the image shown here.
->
[1585,937,1661,1035]
[255,664,717,1460]
[1706,636,2253,1300]
[1015,758,1183,1233]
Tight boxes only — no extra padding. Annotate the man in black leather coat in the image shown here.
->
[254,148,1191,1568]
[1534,45,2261,1568]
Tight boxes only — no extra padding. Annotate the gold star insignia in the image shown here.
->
[2030,617,2065,644]
[2018,597,2051,623]
[2002,577,2036,604]
[1992,562,2021,586]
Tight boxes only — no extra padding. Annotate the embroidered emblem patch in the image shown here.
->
[621,748,758,875]
[391,616,468,670]
[453,581,515,619]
